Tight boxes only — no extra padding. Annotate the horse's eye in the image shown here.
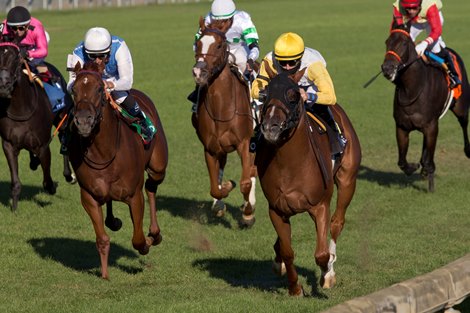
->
[286,88,300,104]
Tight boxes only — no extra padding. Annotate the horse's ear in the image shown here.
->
[73,61,82,73]
[264,60,276,79]
[292,67,306,84]
[96,61,105,73]
[199,16,205,32]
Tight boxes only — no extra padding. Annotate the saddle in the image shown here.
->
[423,51,462,100]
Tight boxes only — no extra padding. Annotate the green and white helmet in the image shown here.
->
[210,0,236,20]
[84,27,112,54]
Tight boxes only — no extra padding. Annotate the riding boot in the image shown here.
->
[310,104,347,156]
[187,85,200,113]
[438,49,461,88]
[122,95,156,143]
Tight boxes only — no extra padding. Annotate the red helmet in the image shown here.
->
[400,0,422,8]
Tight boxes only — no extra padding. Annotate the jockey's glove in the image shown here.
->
[415,41,429,57]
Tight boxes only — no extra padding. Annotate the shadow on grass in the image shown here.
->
[357,165,428,192]
[192,257,328,298]
[0,181,56,209]
[27,237,143,277]
[157,195,250,229]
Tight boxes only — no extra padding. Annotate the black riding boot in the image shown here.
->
[438,49,461,88]
[121,95,156,143]
[187,85,200,113]
[309,103,347,156]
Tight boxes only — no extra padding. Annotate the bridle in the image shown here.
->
[385,29,420,72]
[194,27,229,79]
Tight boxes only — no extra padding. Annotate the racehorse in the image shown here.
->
[191,17,256,226]
[0,40,74,211]
[255,65,361,296]
[68,61,168,279]
[381,25,470,192]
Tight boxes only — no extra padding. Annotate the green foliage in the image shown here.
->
[0,0,469,312]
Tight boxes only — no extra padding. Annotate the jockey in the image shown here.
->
[67,27,156,143]
[392,0,461,88]
[0,6,51,80]
[188,0,259,111]
[251,32,346,156]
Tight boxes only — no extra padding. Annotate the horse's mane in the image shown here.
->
[82,61,101,72]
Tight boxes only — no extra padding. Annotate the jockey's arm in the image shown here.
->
[251,57,272,100]
[109,41,133,91]
[27,21,48,59]
[424,4,442,44]
[307,61,336,105]
[66,52,84,93]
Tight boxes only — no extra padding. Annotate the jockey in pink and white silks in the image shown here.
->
[67,27,155,143]
[391,0,461,87]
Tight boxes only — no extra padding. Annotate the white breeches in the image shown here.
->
[410,11,446,53]
[228,44,249,73]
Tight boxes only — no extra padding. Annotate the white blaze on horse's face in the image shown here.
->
[83,77,88,84]
[193,35,216,81]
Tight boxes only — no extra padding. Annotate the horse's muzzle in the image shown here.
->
[73,113,96,137]
[192,61,209,85]
[261,122,283,144]
[0,70,14,98]
[381,62,397,82]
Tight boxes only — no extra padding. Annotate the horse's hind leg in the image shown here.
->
[127,192,150,254]
[396,127,420,175]
[37,146,56,195]
[2,140,21,211]
[420,125,438,192]
[62,155,76,184]
[269,208,304,296]
[105,201,122,231]
[29,151,41,171]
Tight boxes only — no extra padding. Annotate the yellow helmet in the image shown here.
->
[274,32,305,61]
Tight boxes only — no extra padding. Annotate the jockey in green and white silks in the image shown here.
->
[195,0,260,74]
[67,27,156,143]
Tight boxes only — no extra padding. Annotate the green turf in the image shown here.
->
[0,0,469,312]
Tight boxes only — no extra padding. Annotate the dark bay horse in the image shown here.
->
[69,61,168,279]
[255,67,361,296]
[381,25,470,192]
[0,41,74,211]
[192,17,256,226]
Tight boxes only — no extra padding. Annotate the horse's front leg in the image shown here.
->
[308,202,333,289]
[80,190,110,279]
[2,140,21,211]
[396,127,419,175]
[269,208,303,296]
[205,150,234,216]
[37,145,56,195]
[237,140,255,227]
[420,123,438,192]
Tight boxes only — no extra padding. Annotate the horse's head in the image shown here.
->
[381,24,418,82]
[71,61,107,137]
[260,62,306,144]
[0,42,22,98]
[192,16,230,86]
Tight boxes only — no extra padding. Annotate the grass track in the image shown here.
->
[0,0,469,312]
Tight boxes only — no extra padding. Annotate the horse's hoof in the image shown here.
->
[139,243,150,255]
[239,215,255,229]
[272,260,286,276]
[65,173,77,184]
[44,182,57,195]
[320,271,337,289]
[30,157,40,171]
[400,163,420,176]
[221,180,236,192]
[148,232,162,246]
[289,285,305,297]
[105,217,122,231]
[211,200,226,217]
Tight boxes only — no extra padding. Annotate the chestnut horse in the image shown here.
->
[0,41,74,211]
[255,67,361,296]
[192,17,256,226]
[381,25,470,192]
[68,61,168,279]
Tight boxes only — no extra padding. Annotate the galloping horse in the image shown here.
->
[0,41,74,211]
[255,66,361,296]
[381,25,470,192]
[69,61,168,279]
[191,17,256,226]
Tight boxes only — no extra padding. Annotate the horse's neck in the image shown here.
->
[88,104,119,151]
[274,115,312,160]
[8,76,38,114]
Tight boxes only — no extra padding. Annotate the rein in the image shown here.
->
[385,29,420,72]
